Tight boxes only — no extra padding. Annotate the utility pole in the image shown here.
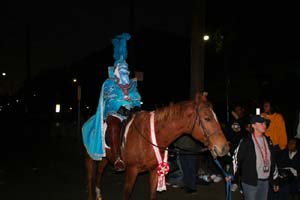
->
[26,24,31,82]
[25,24,31,113]
[190,0,206,98]
[77,85,81,139]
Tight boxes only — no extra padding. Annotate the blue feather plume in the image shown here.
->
[112,32,131,63]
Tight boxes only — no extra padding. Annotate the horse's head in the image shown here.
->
[190,92,229,158]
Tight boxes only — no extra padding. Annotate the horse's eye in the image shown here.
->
[204,117,210,121]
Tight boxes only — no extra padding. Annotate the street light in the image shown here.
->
[55,104,61,113]
[1,72,6,76]
[203,34,210,41]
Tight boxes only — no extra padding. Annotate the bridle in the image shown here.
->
[190,104,220,144]
[130,106,213,153]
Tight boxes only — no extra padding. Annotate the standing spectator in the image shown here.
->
[166,144,184,188]
[175,134,202,194]
[225,103,250,154]
[227,115,279,200]
[261,100,288,157]
[295,111,300,139]
[272,138,300,200]
[223,103,250,192]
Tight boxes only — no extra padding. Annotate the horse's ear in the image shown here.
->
[194,91,208,104]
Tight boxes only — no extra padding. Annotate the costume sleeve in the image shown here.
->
[132,93,141,108]
[129,79,141,108]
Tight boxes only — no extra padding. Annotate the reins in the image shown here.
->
[131,120,209,154]
[214,159,234,200]
[131,106,213,155]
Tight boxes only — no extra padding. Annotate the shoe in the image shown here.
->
[210,174,217,180]
[213,175,223,183]
[231,183,238,192]
[166,181,182,188]
[172,184,181,188]
[184,187,197,194]
[199,174,212,183]
[197,178,211,185]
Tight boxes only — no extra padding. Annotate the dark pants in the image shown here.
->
[271,184,289,200]
[179,152,198,190]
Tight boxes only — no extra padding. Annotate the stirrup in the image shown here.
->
[114,157,126,172]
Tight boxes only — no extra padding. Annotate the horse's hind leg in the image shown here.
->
[85,153,95,200]
[95,158,108,200]
[123,167,139,200]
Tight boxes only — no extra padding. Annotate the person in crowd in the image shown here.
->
[226,115,279,200]
[295,111,300,139]
[225,103,250,151]
[223,103,250,192]
[166,143,184,188]
[174,134,203,194]
[271,137,300,200]
[261,100,288,158]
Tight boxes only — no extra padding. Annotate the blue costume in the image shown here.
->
[82,33,141,168]
[103,68,141,120]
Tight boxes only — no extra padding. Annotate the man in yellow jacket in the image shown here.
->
[261,100,288,152]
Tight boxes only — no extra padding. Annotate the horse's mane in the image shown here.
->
[136,97,213,124]
[154,101,190,122]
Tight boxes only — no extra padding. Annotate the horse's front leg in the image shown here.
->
[95,158,108,200]
[149,170,158,200]
[123,167,138,200]
[85,153,95,200]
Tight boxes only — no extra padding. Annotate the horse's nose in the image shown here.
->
[222,143,230,155]
[215,143,230,157]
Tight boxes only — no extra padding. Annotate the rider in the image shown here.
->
[102,33,142,171]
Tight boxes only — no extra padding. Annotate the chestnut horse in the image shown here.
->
[84,93,229,200]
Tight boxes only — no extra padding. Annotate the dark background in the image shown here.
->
[1,1,299,137]
[0,2,299,199]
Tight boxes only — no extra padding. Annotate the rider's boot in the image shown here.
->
[107,116,126,172]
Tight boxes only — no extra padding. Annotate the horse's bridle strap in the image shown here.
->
[191,105,219,140]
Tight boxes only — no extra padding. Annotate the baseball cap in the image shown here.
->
[249,115,267,124]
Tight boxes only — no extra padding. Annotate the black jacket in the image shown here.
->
[277,148,300,173]
[230,134,278,186]
[224,116,249,154]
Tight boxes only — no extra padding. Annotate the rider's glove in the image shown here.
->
[117,106,131,116]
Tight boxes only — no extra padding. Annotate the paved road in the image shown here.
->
[0,114,242,199]
[1,134,243,200]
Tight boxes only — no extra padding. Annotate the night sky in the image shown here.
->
[205,2,300,86]
[0,1,191,84]
[1,1,299,119]
[1,2,299,78]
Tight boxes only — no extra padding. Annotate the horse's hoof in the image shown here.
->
[114,159,126,171]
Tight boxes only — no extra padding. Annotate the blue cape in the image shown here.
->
[82,78,141,160]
